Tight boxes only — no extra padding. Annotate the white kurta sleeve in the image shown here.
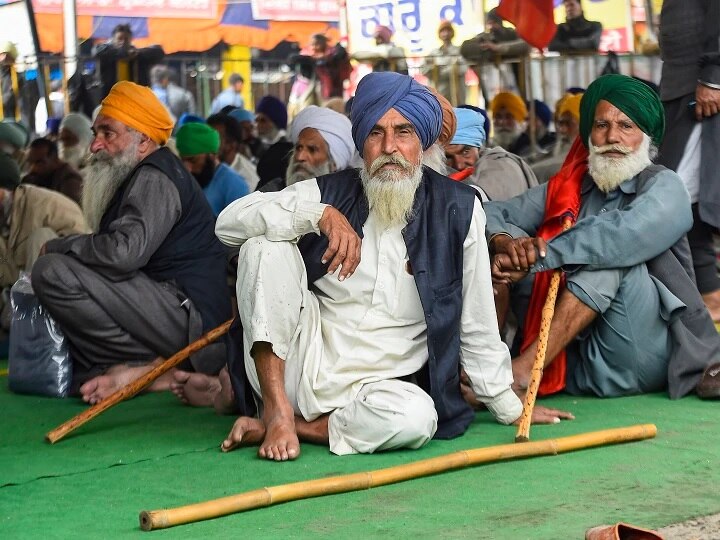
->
[215,179,327,247]
[460,198,523,425]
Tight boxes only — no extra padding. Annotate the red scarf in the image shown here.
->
[520,138,588,395]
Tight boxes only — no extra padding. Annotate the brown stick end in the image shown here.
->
[139,511,154,531]
[514,435,530,443]
[45,433,58,444]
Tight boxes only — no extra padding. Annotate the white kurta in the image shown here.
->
[216,179,522,429]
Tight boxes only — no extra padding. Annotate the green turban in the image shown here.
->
[0,151,20,189]
[175,122,220,157]
[0,120,29,150]
[579,74,665,147]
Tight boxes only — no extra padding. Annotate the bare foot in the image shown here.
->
[258,411,300,461]
[170,370,221,407]
[702,290,720,323]
[79,361,173,405]
[221,416,266,452]
[213,367,236,415]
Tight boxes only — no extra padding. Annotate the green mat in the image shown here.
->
[2,373,719,539]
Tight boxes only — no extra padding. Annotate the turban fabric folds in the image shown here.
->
[175,122,220,157]
[373,25,393,43]
[289,105,354,170]
[579,74,665,146]
[98,81,174,145]
[450,108,487,147]
[428,87,456,146]
[351,72,442,156]
[531,99,552,126]
[228,108,255,124]
[490,92,527,122]
[59,113,93,148]
[256,96,288,130]
[556,93,583,121]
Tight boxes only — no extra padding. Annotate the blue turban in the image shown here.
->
[177,113,205,128]
[228,108,255,124]
[531,99,552,126]
[351,72,442,157]
[450,108,486,148]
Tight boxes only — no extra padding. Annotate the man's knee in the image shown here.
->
[566,267,626,313]
[31,254,74,299]
[329,382,438,454]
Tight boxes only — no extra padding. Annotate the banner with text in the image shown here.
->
[251,0,339,22]
[31,0,217,19]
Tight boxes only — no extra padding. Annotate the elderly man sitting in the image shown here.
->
[58,112,94,171]
[32,81,231,403]
[445,107,537,201]
[175,121,249,216]
[213,72,571,462]
[486,74,720,399]
[286,105,355,185]
[489,91,527,152]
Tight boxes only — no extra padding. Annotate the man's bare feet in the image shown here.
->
[170,370,221,407]
[702,290,720,323]
[221,416,266,452]
[213,367,236,415]
[79,361,173,405]
[258,410,300,461]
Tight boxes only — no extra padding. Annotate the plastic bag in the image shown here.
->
[8,273,71,397]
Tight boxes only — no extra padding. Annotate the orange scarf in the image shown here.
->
[520,138,588,395]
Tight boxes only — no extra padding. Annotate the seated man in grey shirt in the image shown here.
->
[32,81,231,404]
[485,75,720,400]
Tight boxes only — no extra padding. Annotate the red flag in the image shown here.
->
[496,0,557,50]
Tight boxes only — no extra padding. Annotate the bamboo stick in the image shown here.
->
[515,218,573,443]
[45,318,234,444]
[140,423,657,531]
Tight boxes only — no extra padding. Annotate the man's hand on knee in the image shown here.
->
[318,206,362,281]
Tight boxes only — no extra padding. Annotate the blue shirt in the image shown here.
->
[484,168,693,274]
[204,163,250,217]
[210,88,244,114]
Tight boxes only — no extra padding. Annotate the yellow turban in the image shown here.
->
[556,93,583,121]
[98,81,174,145]
[490,92,527,122]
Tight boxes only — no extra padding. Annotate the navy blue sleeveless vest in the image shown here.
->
[100,147,231,333]
[228,167,480,439]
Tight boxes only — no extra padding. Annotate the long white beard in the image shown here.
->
[588,134,653,193]
[421,143,449,176]
[285,154,334,186]
[81,140,140,232]
[493,126,521,150]
[58,143,89,170]
[360,153,423,229]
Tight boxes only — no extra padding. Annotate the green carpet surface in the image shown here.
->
[2,369,718,539]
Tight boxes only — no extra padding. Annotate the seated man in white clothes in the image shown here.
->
[214,72,572,461]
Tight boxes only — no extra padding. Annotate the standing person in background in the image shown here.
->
[1,41,40,133]
[254,96,293,191]
[151,65,195,122]
[92,24,165,99]
[422,21,467,106]
[548,0,603,53]
[658,0,720,322]
[308,34,352,100]
[211,74,245,115]
[352,25,408,75]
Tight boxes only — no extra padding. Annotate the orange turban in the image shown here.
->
[428,86,457,145]
[556,93,583,121]
[490,91,528,122]
[98,81,174,145]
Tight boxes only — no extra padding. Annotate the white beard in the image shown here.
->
[81,140,140,232]
[58,143,89,170]
[588,134,653,193]
[285,154,333,186]
[360,153,423,229]
[493,127,521,150]
[421,143,449,176]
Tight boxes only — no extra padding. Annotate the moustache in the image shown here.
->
[594,144,633,156]
[369,154,413,176]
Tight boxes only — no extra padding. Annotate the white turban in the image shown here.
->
[59,113,94,149]
[289,106,355,170]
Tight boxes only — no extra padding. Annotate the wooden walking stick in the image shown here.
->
[515,217,573,443]
[139,424,657,531]
[46,318,234,444]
